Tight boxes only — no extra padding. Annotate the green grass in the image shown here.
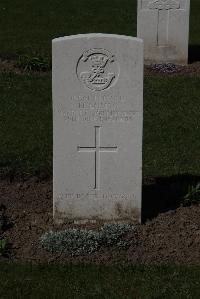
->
[0,0,200,58]
[0,0,136,58]
[143,75,200,177]
[0,263,200,298]
[0,73,199,178]
[0,73,52,177]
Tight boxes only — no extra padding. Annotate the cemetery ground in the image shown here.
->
[1,70,200,296]
[0,0,200,296]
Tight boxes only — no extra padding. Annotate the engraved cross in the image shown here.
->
[77,126,118,190]
[148,0,180,46]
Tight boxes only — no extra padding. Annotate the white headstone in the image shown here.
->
[137,0,190,64]
[52,34,143,224]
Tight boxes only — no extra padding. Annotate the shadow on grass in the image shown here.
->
[142,174,200,222]
[188,44,200,63]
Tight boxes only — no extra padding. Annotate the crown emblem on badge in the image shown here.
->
[90,55,107,65]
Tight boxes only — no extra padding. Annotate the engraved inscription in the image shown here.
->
[77,49,120,91]
[77,126,118,190]
[72,94,126,108]
[58,192,134,201]
[147,0,180,45]
[56,94,138,123]
[62,110,137,122]
[148,0,180,10]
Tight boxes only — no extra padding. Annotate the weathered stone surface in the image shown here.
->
[52,34,143,223]
[137,0,190,64]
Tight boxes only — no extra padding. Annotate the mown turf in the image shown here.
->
[0,0,136,58]
[143,75,200,177]
[0,73,199,178]
[0,0,200,58]
[0,73,52,177]
[0,263,200,299]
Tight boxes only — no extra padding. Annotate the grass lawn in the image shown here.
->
[0,73,52,177]
[0,263,200,298]
[0,0,200,58]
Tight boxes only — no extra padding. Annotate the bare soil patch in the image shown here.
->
[0,59,22,74]
[0,179,200,265]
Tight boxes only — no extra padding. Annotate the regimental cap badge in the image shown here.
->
[76,48,120,92]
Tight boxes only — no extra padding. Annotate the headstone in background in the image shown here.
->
[137,0,190,64]
[52,34,143,224]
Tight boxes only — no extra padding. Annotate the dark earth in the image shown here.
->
[0,177,200,265]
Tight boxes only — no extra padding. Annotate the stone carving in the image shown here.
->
[52,34,143,223]
[77,48,119,91]
[77,126,118,189]
[148,0,180,10]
